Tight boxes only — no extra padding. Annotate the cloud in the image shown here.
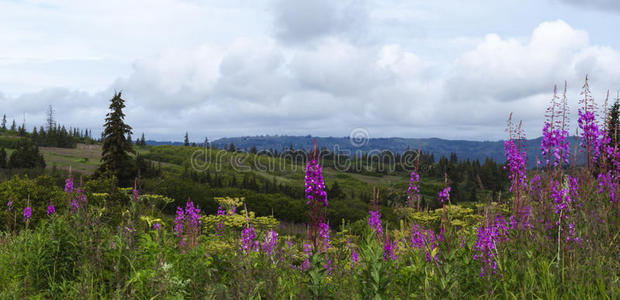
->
[272,0,368,44]
[3,0,620,142]
[558,0,620,12]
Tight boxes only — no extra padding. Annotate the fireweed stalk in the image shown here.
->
[578,75,603,171]
[505,115,528,215]
[305,142,329,250]
[408,170,421,209]
[540,84,570,171]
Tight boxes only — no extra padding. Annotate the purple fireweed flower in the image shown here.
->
[184,201,202,227]
[550,176,579,220]
[473,215,510,278]
[410,224,440,262]
[304,159,328,207]
[70,198,79,211]
[438,187,451,204]
[351,249,359,267]
[529,175,543,202]
[318,222,330,251]
[504,140,528,192]
[597,172,619,204]
[174,207,184,237]
[383,239,398,261]
[540,122,570,168]
[300,258,311,272]
[241,226,258,253]
[578,109,603,163]
[6,200,13,211]
[217,206,226,216]
[153,223,161,230]
[261,230,278,255]
[216,206,226,235]
[76,189,87,203]
[408,170,420,206]
[47,204,55,216]
[64,177,74,193]
[369,210,383,238]
[23,206,32,222]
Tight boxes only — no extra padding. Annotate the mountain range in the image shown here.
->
[147,135,583,167]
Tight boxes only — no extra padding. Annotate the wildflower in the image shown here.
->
[261,230,278,255]
[408,170,420,206]
[23,206,32,222]
[351,249,359,267]
[184,201,202,227]
[47,204,56,216]
[368,210,383,238]
[473,215,510,277]
[577,76,603,166]
[305,159,328,207]
[153,223,161,230]
[597,172,619,203]
[241,226,258,253]
[410,224,440,262]
[383,239,398,261]
[318,222,330,251]
[6,200,12,211]
[70,198,80,212]
[438,187,451,204]
[174,207,184,237]
[504,139,528,192]
[217,206,226,216]
[64,177,74,193]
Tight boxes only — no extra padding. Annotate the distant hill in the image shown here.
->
[147,135,582,167]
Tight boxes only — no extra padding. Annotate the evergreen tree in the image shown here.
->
[8,139,45,169]
[184,132,190,146]
[127,133,133,144]
[0,147,6,168]
[204,137,209,148]
[1,115,6,131]
[97,92,136,185]
[140,133,146,146]
[10,120,16,132]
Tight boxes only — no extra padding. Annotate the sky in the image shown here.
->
[1,0,620,142]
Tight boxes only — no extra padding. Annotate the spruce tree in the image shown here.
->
[97,92,135,185]
[10,120,16,132]
[1,115,6,131]
[184,132,190,146]
[140,133,146,146]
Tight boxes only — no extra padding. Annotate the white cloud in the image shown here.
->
[2,1,620,142]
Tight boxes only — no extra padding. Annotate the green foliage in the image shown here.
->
[8,139,46,169]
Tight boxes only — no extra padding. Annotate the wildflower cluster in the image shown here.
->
[409,224,441,262]
[473,215,510,277]
[174,200,202,247]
